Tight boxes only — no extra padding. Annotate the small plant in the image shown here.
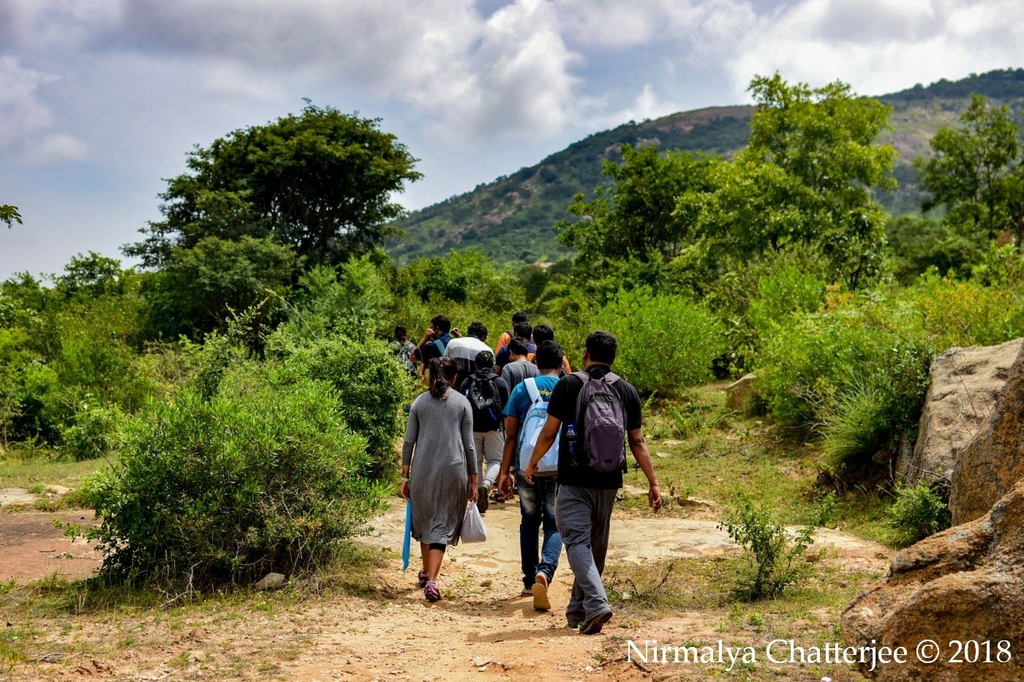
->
[720,495,815,601]
[888,482,951,546]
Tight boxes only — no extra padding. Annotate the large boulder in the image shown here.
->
[841,478,1024,680]
[897,338,1022,489]
[950,340,1024,524]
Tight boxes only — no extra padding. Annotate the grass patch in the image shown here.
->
[0,454,110,493]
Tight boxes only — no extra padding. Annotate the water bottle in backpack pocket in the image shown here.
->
[517,377,559,473]
[574,371,626,473]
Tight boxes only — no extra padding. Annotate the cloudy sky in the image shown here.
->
[1,0,1021,279]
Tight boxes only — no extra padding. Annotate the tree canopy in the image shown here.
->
[1,204,22,228]
[915,94,1024,250]
[125,103,421,268]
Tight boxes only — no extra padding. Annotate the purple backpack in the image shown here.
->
[573,371,626,472]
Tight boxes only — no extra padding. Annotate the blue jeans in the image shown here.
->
[517,473,562,589]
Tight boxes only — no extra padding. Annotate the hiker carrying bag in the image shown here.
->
[517,377,559,474]
[465,373,503,431]
[573,370,626,473]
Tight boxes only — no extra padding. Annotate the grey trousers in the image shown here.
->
[474,430,504,487]
[555,484,617,624]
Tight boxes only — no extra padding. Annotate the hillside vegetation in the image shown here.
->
[391,68,1024,265]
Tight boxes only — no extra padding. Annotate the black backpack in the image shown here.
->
[465,372,504,431]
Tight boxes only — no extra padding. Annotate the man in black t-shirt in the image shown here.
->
[523,330,662,635]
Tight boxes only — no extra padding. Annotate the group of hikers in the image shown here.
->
[392,312,662,636]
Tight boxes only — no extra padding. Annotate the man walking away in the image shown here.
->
[498,340,564,611]
[532,324,572,375]
[524,330,662,635]
[495,322,536,371]
[459,350,509,514]
[413,315,453,379]
[445,321,492,386]
[500,338,539,394]
[494,311,529,357]
[389,325,418,378]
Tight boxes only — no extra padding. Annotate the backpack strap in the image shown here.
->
[524,377,541,405]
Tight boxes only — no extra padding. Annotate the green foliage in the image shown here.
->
[127,103,421,269]
[0,204,21,228]
[59,398,124,461]
[271,335,413,478]
[146,235,296,341]
[592,289,726,397]
[282,257,394,343]
[86,368,385,586]
[915,94,1023,245]
[720,495,815,601]
[888,482,952,546]
[557,144,715,267]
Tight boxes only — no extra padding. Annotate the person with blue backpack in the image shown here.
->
[497,340,565,612]
[523,330,662,635]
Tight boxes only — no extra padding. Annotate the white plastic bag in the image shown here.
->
[461,502,488,543]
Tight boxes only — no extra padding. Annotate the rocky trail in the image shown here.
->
[0,489,892,680]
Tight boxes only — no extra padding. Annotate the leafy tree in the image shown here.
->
[557,144,715,266]
[146,236,297,341]
[1,204,21,228]
[126,103,421,268]
[698,75,897,289]
[915,95,1024,249]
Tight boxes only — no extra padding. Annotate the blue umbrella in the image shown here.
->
[402,499,412,572]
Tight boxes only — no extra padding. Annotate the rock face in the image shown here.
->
[897,338,1022,488]
[724,373,757,413]
[842,479,1024,681]
[950,341,1024,524]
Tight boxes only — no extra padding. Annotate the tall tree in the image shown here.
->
[126,103,421,268]
[1,204,21,228]
[698,74,897,289]
[557,144,715,265]
[915,94,1023,246]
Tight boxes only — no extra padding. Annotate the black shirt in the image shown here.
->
[459,370,510,433]
[546,365,643,490]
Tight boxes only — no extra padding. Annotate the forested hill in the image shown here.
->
[390,68,1024,266]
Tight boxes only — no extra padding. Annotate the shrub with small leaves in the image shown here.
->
[720,495,815,601]
[888,482,952,546]
[86,368,386,586]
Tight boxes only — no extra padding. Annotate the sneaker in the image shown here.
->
[490,488,506,503]
[578,610,613,635]
[424,581,441,602]
[532,573,551,611]
[476,485,489,514]
[519,587,533,597]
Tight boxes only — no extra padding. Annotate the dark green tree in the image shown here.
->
[146,236,298,340]
[1,204,22,228]
[557,143,715,265]
[126,103,421,268]
[915,94,1023,249]
[705,74,897,290]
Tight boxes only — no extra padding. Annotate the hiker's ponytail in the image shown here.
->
[429,357,458,400]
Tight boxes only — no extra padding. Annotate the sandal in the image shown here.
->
[424,581,441,602]
[417,570,429,588]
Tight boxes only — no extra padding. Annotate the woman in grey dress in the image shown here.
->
[401,357,478,601]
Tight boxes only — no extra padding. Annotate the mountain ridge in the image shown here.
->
[390,68,1024,265]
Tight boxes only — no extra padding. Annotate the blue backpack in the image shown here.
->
[517,378,559,473]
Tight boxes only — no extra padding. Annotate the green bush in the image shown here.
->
[87,371,385,586]
[888,482,952,546]
[59,398,124,461]
[272,334,413,477]
[592,288,726,398]
[720,495,815,601]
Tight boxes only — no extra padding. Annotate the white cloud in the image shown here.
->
[23,133,90,165]
[0,56,84,163]
[730,0,1024,96]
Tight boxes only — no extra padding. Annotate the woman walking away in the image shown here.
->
[401,357,479,602]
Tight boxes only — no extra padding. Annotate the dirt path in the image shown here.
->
[1,497,891,680]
